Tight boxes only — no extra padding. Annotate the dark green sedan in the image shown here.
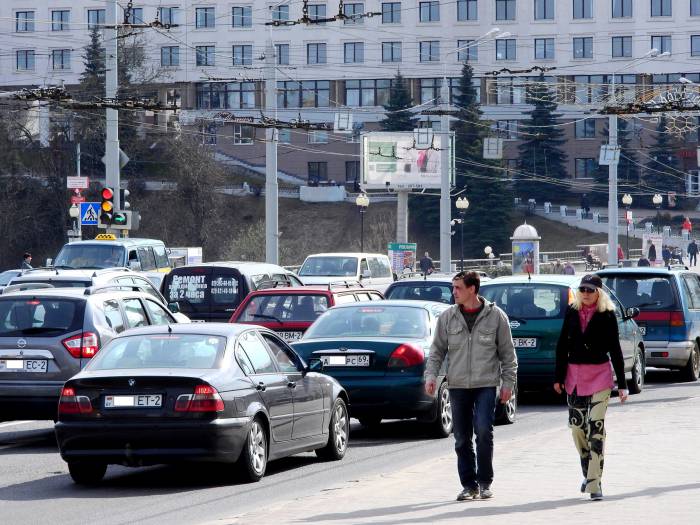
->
[480,275,645,394]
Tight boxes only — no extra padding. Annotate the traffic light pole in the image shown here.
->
[264,40,279,264]
[105,0,121,233]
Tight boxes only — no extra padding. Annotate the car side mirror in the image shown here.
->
[361,270,371,279]
[167,302,180,314]
[129,260,142,271]
[626,307,640,320]
[307,358,324,373]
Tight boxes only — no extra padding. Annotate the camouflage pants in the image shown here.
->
[567,389,611,494]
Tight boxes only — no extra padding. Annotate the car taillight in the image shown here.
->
[62,332,100,359]
[175,384,225,412]
[670,311,685,327]
[58,386,93,414]
[388,344,425,368]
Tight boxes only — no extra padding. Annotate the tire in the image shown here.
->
[358,416,382,428]
[68,461,106,485]
[681,343,700,382]
[315,398,349,461]
[495,384,517,426]
[238,417,267,482]
[431,382,453,438]
[628,348,645,394]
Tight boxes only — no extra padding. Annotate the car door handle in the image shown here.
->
[287,381,296,389]
[256,382,266,392]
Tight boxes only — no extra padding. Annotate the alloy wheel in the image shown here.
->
[440,385,453,433]
[248,421,266,475]
[333,403,348,454]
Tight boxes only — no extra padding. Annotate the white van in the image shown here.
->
[298,252,396,292]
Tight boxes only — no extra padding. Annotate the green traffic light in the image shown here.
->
[113,213,127,225]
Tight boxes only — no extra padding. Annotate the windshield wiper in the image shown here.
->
[634,301,662,308]
[250,313,283,323]
[52,265,75,269]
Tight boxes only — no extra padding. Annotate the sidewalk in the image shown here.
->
[221,388,700,525]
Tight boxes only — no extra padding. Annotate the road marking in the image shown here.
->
[0,420,33,429]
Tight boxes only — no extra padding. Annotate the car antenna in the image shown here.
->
[167,324,173,334]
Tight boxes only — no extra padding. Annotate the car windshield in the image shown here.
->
[239,294,329,322]
[304,305,428,338]
[386,283,452,304]
[88,334,227,370]
[481,284,567,320]
[600,274,678,310]
[0,271,19,286]
[0,298,83,336]
[53,245,126,269]
[299,257,358,277]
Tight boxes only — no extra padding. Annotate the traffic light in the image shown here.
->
[100,187,114,225]
[112,211,131,228]
[119,188,131,210]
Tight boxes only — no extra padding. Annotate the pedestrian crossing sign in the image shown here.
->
[80,202,100,226]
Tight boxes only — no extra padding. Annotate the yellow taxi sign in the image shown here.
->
[95,233,117,240]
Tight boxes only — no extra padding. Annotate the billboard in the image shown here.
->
[388,242,417,274]
[361,131,455,190]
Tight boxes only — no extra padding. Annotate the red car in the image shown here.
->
[229,286,384,343]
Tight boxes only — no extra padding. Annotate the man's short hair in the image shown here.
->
[23,252,31,259]
[453,270,480,293]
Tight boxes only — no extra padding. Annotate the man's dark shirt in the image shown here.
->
[460,300,485,332]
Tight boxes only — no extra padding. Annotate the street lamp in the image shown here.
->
[355,193,370,252]
[455,197,469,271]
[653,193,663,235]
[484,245,494,266]
[622,193,632,260]
[68,204,81,241]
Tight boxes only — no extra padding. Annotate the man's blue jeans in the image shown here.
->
[449,387,497,490]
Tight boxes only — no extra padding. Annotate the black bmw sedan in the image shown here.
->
[55,323,349,485]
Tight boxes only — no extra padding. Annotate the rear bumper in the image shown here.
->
[0,381,64,420]
[55,416,251,466]
[644,340,694,368]
[337,376,435,420]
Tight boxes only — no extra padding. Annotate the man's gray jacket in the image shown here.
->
[425,298,518,390]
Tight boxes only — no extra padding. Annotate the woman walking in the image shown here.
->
[554,274,628,501]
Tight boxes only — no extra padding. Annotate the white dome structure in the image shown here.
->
[511,222,541,240]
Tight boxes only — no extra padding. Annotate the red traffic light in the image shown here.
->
[101,188,114,200]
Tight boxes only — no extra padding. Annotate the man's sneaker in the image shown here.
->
[456,487,480,501]
[479,486,494,499]
[590,491,603,501]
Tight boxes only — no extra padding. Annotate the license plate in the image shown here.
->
[278,331,302,342]
[320,355,370,367]
[104,394,163,408]
[638,325,646,336]
[0,359,48,373]
[513,338,537,348]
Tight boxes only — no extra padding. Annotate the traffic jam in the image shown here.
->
[1,236,699,485]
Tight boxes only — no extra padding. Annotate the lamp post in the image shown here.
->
[455,197,469,271]
[621,193,632,260]
[356,193,370,252]
[68,204,81,242]
[653,193,663,235]
[484,245,493,266]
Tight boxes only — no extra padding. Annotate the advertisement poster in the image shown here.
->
[512,241,536,274]
[642,234,664,266]
[388,243,417,274]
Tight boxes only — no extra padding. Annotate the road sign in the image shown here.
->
[67,176,90,189]
[101,149,130,169]
[80,202,100,226]
[71,195,86,204]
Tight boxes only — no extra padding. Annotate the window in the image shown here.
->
[693,0,700,16]
[458,40,478,61]
[382,42,402,62]
[491,120,519,139]
[420,41,440,62]
[263,334,299,373]
[612,0,633,17]
[272,5,289,22]
[457,0,478,20]
[496,0,516,20]
[239,332,277,374]
[307,43,327,64]
[103,300,126,333]
[574,37,593,58]
[612,36,632,57]
[573,0,593,18]
[344,42,364,63]
[419,1,440,21]
[123,299,148,328]
[277,80,330,108]
[535,38,555,59]
[683,275,700,309]
[196,46,215,66]
[651,35,672,54]
[276,44,290,65]
[575,158,597,178]
[196,7,215,28]
[16,11,35,32]
[195,82,256,109]
[232,6,252,27]
[346,161,361,184]
[382,2,402,22]
[233,124,255,145]
[345,79,392,106]
[52,49,71,70]
[124,7,144,24]
[161,46,180,67]
[573,75,608,103]
[692,35,700,56]
[309,3,327,22]
[137,247,157,272]
[233,45,253,66]
[495,77,527,103]
[16,50,35,71]
[575,119,596,138]
[158,7,178,26]
[308,131,329,143]
[144,300,172,326]
[87,9,105,29]
[651,0,672,16]
[52,10,70,31]
[278,129,292,143]
[496,39,516,60]
[344,2,365,24]
[535,0,554,19]
[308,162,328,183]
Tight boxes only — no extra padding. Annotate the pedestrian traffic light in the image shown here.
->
[100,187,114,225]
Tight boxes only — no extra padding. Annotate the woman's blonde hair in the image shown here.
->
[571,287,615,313]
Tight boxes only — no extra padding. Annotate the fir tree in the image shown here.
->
[516,74,568,201]
[643,117,684,207]
[380,72,418,131]
[79,27,106,101]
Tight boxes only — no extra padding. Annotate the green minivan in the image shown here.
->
[480,275,645,394]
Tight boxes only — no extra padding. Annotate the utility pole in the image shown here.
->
[439,79,452,273]
[396,192,408,242]
[608,114,619,267]
[264,40,279,264]
[105,0,121,217]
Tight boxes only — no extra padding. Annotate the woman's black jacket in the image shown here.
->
[555,305,628,390]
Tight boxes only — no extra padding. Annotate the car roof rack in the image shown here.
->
[1,283,56,294]
[257,278,293,290]
[84,284,143,295]
[23,266,60,274]
[326,280,364,289]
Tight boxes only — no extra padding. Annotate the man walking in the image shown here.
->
[425,271,517,501]
[419,252,435,275]
[688,239,698,267]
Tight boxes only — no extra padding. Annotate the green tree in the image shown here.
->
[643,116,684,207]
[79,27,106,101]
[380,72,418,131]
[516,74,568,201]
[454,64,513,257]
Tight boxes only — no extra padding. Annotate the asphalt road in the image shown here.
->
[1,370,694,525]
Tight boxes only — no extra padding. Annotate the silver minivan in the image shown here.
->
[298,253,396,293]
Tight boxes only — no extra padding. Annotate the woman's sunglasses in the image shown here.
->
[578,287,597,294]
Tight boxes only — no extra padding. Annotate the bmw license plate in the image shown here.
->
[321,355,370,367]
[104,394,163,408]
[0,359,48,372]
[513,338,537,348]
[278,331,303,342]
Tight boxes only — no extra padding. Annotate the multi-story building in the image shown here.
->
[2,1,699,192]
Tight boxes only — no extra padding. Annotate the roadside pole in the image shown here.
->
[439,79,452,273]
[397,191,408,243]
[608,114,619,267]
[264,40,279,264]
[105,0,121,233]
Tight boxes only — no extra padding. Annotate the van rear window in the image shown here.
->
[600,275,678,310]
[164,270,241,312]
[0,299,84,336]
